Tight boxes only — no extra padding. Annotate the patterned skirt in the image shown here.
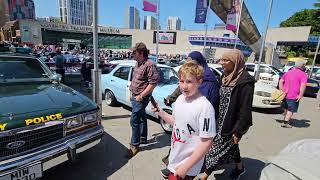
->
[205,134,240,171]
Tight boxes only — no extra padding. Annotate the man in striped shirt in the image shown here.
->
[126,42,159,158]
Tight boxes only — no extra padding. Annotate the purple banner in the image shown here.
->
[194,0,208,23]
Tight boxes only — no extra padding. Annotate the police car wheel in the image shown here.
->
[105,89,117,106]
[160,110,173,134]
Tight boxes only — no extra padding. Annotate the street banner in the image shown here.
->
[195,0,208,23]
[226,0,241,31]
[143,0,157,13]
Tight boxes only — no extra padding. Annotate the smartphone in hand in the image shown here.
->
[150,96,159,112]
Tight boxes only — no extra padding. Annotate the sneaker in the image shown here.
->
[140,138,148,144]
[125,145,139,159]
[281,123,292,128]
[160,168,170,179]
[230,167,246,180]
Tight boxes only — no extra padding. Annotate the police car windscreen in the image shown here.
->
[0,57,48,80]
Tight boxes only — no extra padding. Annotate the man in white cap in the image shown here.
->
[279,60,308,128]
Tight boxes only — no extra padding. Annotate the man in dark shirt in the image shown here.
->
[126,42,159,158]
[53,49,66,83]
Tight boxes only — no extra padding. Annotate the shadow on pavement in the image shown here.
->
[43,132,129,180]
[290,119,311,128]
[253,107,283,114]
[140,132,171,152]
[102,114,131,120]
[212,157,265,180]
[275,118,311,128]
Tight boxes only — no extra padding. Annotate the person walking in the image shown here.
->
[160,51,220,178]
[279,60,308,128]
[199,49,255,180]
[126,42,159,158]
[54,49,66,83]
[152,61,216,180]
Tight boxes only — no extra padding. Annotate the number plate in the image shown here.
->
[0,163,42,180]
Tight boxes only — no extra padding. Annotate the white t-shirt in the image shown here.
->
[167,94,216,176]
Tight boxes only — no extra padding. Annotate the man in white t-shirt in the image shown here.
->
[152,61,216,179]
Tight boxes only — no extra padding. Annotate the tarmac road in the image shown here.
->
[42,84,320,180]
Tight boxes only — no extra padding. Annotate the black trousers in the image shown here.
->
[56,69,65,83]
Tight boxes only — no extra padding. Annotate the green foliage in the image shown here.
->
[287,51,296,58]
[315,0,320,8]
[280,9,320,36]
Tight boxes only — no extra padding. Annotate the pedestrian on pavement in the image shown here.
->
[279,60,308,128]
[161,51,220,178]
[199,49,254,180]
[126,42,159,158]
[152,60,216,180]
[54,49,66,83]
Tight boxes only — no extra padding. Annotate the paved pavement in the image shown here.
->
[43,84,320,180]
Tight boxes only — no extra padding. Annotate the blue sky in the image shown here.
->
[34,0,316,32]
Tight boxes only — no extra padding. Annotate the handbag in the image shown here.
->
[271,89,286,103]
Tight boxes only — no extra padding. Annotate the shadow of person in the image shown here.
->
[212,157,265,180]
[43,132,130,180]
[140,132,171,152]
[290,119,311,128]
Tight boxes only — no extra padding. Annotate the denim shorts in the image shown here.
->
[282,99,299,113]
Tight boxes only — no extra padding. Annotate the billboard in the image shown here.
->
[153,31,176,44]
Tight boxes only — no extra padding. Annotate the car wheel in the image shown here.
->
[160,110,173,134]
[104,89,117,106]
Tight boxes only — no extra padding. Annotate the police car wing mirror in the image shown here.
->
[51,74,62,84]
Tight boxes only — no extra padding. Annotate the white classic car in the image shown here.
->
[207,63,281,108]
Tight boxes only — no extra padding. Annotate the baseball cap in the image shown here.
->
[131,42,148,52]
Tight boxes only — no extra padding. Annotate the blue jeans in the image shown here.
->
[130,95,150,146]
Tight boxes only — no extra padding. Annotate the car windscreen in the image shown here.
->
[0,57,49,81]
[270,66,284,76]
[158,67,179,85]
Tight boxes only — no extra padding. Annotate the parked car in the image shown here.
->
[207,63,281,108]
[260,139,320,180]
[245,63,284,87]
[101,60,178,133]
[287,66,320,98]
[0,47,103,179]
[308,66,320,81]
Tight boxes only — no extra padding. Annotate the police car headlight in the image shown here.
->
[66,116,82,129]
[83,112,97,123]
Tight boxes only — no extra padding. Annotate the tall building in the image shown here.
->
[125,6,140,29]
[0,0,35,27]
[59,0,93,26]
[143,16,157,30]
[167,16,181,31]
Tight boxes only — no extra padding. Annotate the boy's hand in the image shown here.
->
[174,163,188,179]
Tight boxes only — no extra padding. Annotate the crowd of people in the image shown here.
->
[124,42,317,180]
[126,42,254,180]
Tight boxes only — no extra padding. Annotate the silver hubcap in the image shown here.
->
[105,91,113,105]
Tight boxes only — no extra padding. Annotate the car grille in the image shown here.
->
[0,123,64,158]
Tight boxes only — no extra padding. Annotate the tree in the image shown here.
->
[280,9,320,36]
[315,0,320,9]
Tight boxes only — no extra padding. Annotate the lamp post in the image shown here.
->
[92,0,102,117]
[309,37,320,78]
[254,0,273,80]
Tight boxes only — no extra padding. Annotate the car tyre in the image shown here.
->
[160,109,173,134]
[105,89,117,106]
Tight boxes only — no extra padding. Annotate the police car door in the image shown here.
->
[258,66,278,87]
